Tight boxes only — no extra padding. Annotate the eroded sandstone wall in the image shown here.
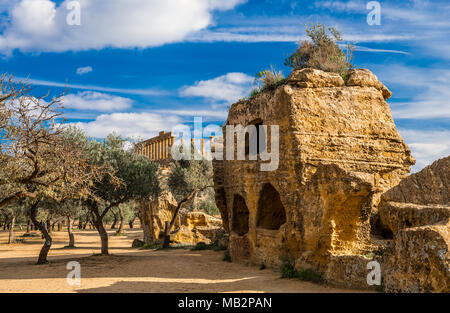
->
[213,68,415,287]
[378,156,450,292]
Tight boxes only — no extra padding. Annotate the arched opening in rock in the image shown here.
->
[257,183,286,230]
[232,194,249,236]
[215,188,229,232]
[245,119,266,157]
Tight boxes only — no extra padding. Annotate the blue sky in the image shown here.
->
[0,0,449,171]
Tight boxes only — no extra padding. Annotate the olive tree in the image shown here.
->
[162,144,214,248]
[84,134,160,255]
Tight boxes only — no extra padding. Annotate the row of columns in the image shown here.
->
[139,132,211,161]
[140,131,175,161]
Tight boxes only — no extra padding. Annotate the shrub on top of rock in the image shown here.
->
[284,23,354,80]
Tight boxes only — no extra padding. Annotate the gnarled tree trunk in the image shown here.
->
[110,211,118,229]
[8,214,15,244]
[89,202,109,255]
[162,188,203,249]
[116,206,124,235]
[129,217,135,229]
[67,216,75,248]
[140,200,152,244]
[30,202,52,264]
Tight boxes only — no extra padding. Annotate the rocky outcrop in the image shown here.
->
[213,68,415,289]
[140,191,224,245]
[378,156,450,292]
[140,190,180,242]
[172,210,224,245]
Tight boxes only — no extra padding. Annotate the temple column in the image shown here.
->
[158,141,161,160]
[201,138,205,159]
[165,138,169,159]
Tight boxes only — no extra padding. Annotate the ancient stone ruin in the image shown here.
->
[378,156,449,292]
[212,67,449,291]
[140,190,223,246]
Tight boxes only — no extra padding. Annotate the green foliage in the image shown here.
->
[222,249,232,262]
[140,242,161,250]
[167,154,212,204]
[167,147,215,214]
[190,242,210,251]
[284,23,354,78]
[280,260,323,283]
[249,67,286,99]
[198,198,219,216]
[190,240,227,251]
[280,260,298,278]
[296,268,323,283]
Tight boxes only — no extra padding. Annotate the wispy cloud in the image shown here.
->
[180,72,253,104]
[372,65,450,119]
[15,76,166,96]
[76,66,93,75]
[64,91,133,112]
[398,128,450,171]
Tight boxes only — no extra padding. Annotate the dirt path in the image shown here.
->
[0,228,362,293]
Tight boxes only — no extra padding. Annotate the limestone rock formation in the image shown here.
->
[378,156,450,292]
[172,210,224,245]
[213,68,415,289]
[140,190,180,243]
[140,190,224,245]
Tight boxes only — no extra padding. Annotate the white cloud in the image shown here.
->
[71,112,183,140]
[153,109,228,119]
[76,66,93,75]
[372,65,450,119]
[180,72,253,103]
[64,91,133,112]
[0,0,246,53]
[15,76,166,96]
[398,128,450,172]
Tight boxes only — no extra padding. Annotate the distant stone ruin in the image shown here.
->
[137,131,208,162]
[212,68,448,291]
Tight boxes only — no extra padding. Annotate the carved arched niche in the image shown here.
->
[257,183,286,230]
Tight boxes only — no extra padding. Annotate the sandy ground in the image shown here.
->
[0,227,363,293]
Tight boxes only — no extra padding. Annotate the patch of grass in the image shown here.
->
[63,245,76,249]
[222,250,232,262]
[139,243,161,250]
[280,261,298,278]
[296,268,323,284]
[91,253,103,257]
[190,242,210,251]
[213,243,227,251]
[249,87,263,98]
[190,239,227,252]
[375,278,385,293]
[280,260,323,284]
